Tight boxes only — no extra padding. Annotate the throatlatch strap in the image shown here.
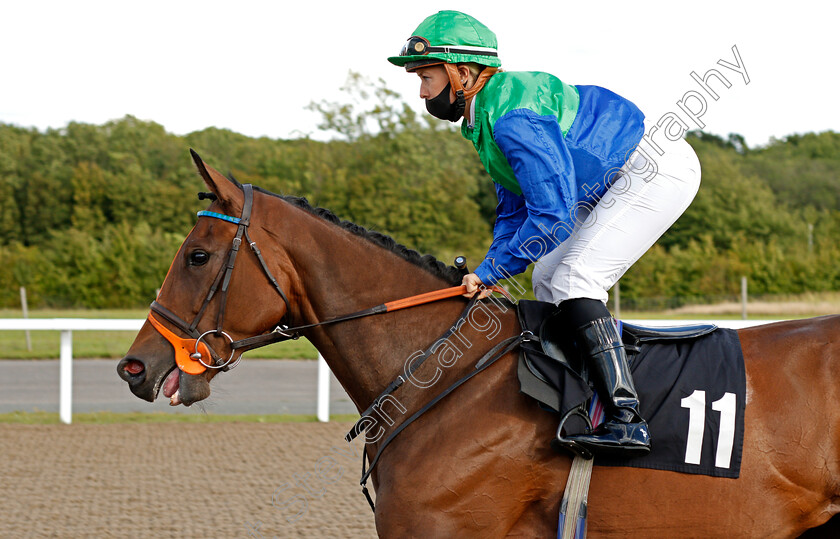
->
[243,228,291,314]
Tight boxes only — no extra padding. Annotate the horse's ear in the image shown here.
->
[190,149,243,212]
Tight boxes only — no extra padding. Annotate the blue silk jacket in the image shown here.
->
[461,71,645,285]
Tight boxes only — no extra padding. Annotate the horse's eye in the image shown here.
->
[188,250,210,266]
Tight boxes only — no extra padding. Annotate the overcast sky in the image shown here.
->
[1,1,836,149]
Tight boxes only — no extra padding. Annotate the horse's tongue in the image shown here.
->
[162,369,180,399]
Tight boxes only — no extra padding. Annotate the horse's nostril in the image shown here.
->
[117,357,146,386]
[117,357,146,383]
[123,360,144,375]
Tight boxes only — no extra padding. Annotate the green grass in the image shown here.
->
[0,411,361,424]
[0,308,319,360]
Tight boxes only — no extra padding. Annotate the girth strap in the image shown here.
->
[559,455,594,539]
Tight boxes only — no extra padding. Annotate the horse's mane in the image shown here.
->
[244,183,464,286]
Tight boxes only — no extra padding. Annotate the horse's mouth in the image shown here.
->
[161,367,182,406]
[159,366,212,407]
[119,354,213,406]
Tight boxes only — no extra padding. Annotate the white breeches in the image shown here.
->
[532,131,701,305]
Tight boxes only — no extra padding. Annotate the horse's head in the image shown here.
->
[117,151,295,406]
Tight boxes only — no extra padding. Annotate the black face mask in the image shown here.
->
[425,82,465,122]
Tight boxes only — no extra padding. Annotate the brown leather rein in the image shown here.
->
[148,183,511,375]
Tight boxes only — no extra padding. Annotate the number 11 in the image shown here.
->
[680,390,737,468]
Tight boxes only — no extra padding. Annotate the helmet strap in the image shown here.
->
[444,64,499,100]
[453,89,466,120]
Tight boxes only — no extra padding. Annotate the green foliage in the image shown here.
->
[1,76,839,309]
[305,71,427,141]
[660,140,795,250]
[620,130,840,304]
[38,222,182,308]
[0,78,493,307]
[738,131,840,211]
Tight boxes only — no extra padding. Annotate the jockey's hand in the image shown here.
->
[462,273,492,299]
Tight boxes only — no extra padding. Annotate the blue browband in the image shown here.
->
[196,210,241,225]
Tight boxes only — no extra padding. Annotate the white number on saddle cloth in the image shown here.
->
[680,390,737,468]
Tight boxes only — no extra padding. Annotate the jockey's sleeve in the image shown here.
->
[476,183,527,283]
[474,109,576,285]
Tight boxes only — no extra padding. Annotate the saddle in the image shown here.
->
[517,299,747,479]
[516,300,717,433]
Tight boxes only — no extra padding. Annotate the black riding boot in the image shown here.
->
[558,300,651,457]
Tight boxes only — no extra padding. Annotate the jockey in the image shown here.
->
[389,10,702,457]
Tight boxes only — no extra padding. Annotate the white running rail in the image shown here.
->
[0,318,782,425]
[0,319,335,425]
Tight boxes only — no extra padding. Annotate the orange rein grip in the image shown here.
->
[382,284,511,313]
[146,313,211,375]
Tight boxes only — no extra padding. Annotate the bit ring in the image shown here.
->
[193,330,235,369]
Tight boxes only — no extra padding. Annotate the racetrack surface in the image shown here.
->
[0,422,377,538]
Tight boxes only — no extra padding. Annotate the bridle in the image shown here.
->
[148,184,293,375]
[147,183,513,376]
[146,182,525,512]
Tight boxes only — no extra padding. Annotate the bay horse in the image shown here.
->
[118,152,840,538]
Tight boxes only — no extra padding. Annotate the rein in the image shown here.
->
[147,183,512,376]
[147,181,525,515]
[230,283,511,351]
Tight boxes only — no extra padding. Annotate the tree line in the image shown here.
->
[1,74,839,309]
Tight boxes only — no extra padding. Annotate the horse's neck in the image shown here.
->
[283,216,470,410]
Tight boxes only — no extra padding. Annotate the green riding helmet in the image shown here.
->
[388,10,501,72]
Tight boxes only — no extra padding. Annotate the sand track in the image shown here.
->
[0,423,376,538]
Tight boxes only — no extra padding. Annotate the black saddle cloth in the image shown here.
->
[517,300,746,478]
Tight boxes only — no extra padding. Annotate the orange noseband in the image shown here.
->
[147,313,210,375]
